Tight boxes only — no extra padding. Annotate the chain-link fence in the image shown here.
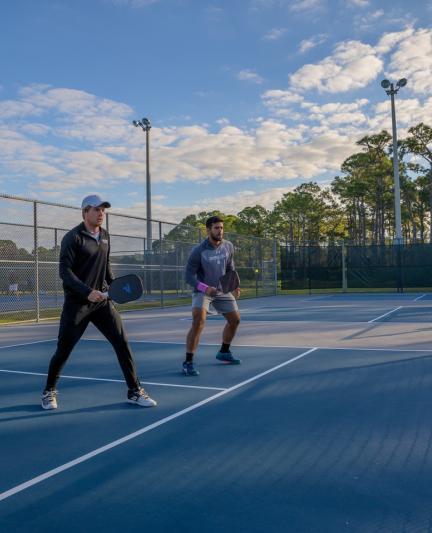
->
[280,242,432,293]
[0,194,277,323]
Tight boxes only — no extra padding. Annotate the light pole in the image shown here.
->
[133,117,152,250]
[380,78,407,244]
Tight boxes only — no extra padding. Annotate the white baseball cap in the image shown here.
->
[81,194,111,209]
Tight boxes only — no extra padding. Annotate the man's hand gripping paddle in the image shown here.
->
[218,270,240,294]
[102,274,143,304]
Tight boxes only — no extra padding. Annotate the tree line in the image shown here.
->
[174,123,432,246]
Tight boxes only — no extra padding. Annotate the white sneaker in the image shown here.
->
[127,387,157,407]
[42,389,58,410]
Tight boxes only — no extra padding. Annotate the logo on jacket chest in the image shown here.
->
[203,250,227,266]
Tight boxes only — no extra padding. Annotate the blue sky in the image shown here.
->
[1,0,431,222]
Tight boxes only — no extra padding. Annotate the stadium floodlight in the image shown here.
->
[132,117,152,251]
[380,78,408,245]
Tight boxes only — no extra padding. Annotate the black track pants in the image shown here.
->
[45,300,140,391]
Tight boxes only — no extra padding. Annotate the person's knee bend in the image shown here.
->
[192,315,206,329]
[229,315,240,327]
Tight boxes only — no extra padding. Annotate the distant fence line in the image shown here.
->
[0,194,278,322]
[280,242,432,293]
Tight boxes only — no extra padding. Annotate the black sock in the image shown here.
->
[220,343,230,353]
[185,352,194,363]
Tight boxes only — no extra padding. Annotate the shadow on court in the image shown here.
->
[2,296,432,532]
[2,343,432,531]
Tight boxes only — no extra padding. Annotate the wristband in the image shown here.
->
[197,282,209,293]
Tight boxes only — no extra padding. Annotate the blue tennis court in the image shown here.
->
[1,294,432,532]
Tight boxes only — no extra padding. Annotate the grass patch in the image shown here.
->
[0,297,194,325]
[0,289,278,325]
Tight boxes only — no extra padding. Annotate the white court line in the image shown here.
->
[0,369,226,391]
[414,294,427,301]
[367,306,403,323]
[0,339,57,350]
[301,295,335,302]
[97,339,432,354]
[5,336,430,354]
[248,304,363,311]
[0,347,317,502]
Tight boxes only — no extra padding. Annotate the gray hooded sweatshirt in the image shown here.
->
[185,238,235,292]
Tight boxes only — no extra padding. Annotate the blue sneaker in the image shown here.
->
[216,351,241,364]
[182,361,200,376]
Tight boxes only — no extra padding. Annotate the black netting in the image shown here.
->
[280,243,432,292]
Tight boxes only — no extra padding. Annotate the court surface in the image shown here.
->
[1,292,432,532]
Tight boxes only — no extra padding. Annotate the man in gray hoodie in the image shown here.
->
[183,216,241,376]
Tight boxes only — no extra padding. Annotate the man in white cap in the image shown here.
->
[41,194,157,409]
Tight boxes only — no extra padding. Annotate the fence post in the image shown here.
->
[342,241,347,293]
[159,222,164,307]
[273,239,278,296]
[396,243,403,293]
[33,202,40,322]
[143,238,147,296]
[176,244,179,296]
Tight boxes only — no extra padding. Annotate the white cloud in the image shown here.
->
[0,81,376,204]
[18,85,133,118]
[376,27,415,55]
[289,0,323,12]
[263,28,287,41]
[353,9,385,31]
[346,0,370,6]
[0,99,40,119]
[237,69,265,84]
[109,0,159,7]
[0,83,361,196]
[369,97,432,134]
[262,89,304,107]
[290,40,383,93]
[22,123,52,136]
[386,28,432,95]
[0,85,134,145]
[2,56,431,215]
[129,186,295,222]
[196,187,291,214]
[299,33,328,53]
[302,99,369,126]
[287,27,431,96]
